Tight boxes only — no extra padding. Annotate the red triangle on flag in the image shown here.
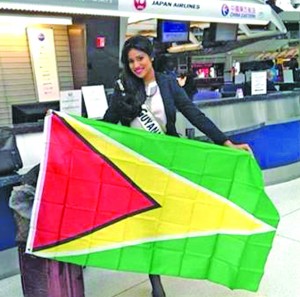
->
[33,115,159,250]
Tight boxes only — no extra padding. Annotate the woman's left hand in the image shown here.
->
[223,140,253,155]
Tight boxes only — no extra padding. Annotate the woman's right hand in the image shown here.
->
[223,140,253,155]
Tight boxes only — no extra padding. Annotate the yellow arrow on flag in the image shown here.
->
[35,112,274,257]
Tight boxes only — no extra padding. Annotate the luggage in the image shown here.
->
[18,243,85,297]
[10,165,85,297]
[0,127,23,176]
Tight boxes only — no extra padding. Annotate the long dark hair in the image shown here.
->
[116,35,154,123]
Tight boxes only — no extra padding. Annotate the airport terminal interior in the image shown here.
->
[0,1,300,297]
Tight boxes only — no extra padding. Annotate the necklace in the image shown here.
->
[146,81,158,99]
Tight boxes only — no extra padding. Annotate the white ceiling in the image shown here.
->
[277,0,300,11]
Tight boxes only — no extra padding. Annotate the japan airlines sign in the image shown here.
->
[118,0,270,25]
[1,0,278,25]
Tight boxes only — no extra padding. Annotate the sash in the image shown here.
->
[137,104,164,134]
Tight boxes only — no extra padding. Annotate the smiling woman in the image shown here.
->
[103,34,252,297]
[127,48,155,84]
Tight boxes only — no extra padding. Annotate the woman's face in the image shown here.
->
[127,48,155,84]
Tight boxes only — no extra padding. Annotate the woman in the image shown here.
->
[103,35,251,297]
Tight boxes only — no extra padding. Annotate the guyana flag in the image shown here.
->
[27,111,279,291]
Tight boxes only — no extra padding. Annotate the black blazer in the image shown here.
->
[103,72,228,145]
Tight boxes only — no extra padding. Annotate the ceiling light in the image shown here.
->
[0,14,72,25]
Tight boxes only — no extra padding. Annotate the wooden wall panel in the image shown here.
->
[0,23,74,125]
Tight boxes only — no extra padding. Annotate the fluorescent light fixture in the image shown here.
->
[0,14,72,25]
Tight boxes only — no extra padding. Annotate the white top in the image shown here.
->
[130,81,167,132]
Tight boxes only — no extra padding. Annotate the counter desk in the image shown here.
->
[9,90,300,185]
[176,90,300,185]
[9,90,300,186]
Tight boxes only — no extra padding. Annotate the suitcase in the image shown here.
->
[0,126,23,176]
[18,243,85,297]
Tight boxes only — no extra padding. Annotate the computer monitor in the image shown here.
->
[157,19,190,43]
[202,23,238,48]
[12,101,59,124]
[214,23,238,42]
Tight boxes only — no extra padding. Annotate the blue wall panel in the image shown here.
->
[230,121,300,169]
[0,186,17,251]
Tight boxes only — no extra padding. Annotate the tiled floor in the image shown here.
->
[0,178,300,297]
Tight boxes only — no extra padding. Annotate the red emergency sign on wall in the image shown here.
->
[96,36,105,48]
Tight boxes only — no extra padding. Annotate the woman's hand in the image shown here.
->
[45,109,53,116]
[223,140,253,154]
[177,76,187,87]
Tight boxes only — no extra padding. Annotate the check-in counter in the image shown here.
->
[176,91,300,185]
[9,90,300,186]
[11,91,300,186]
[177,91,300,136]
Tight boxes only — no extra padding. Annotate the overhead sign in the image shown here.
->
[120,0,267,24]
[0,0,286,27]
